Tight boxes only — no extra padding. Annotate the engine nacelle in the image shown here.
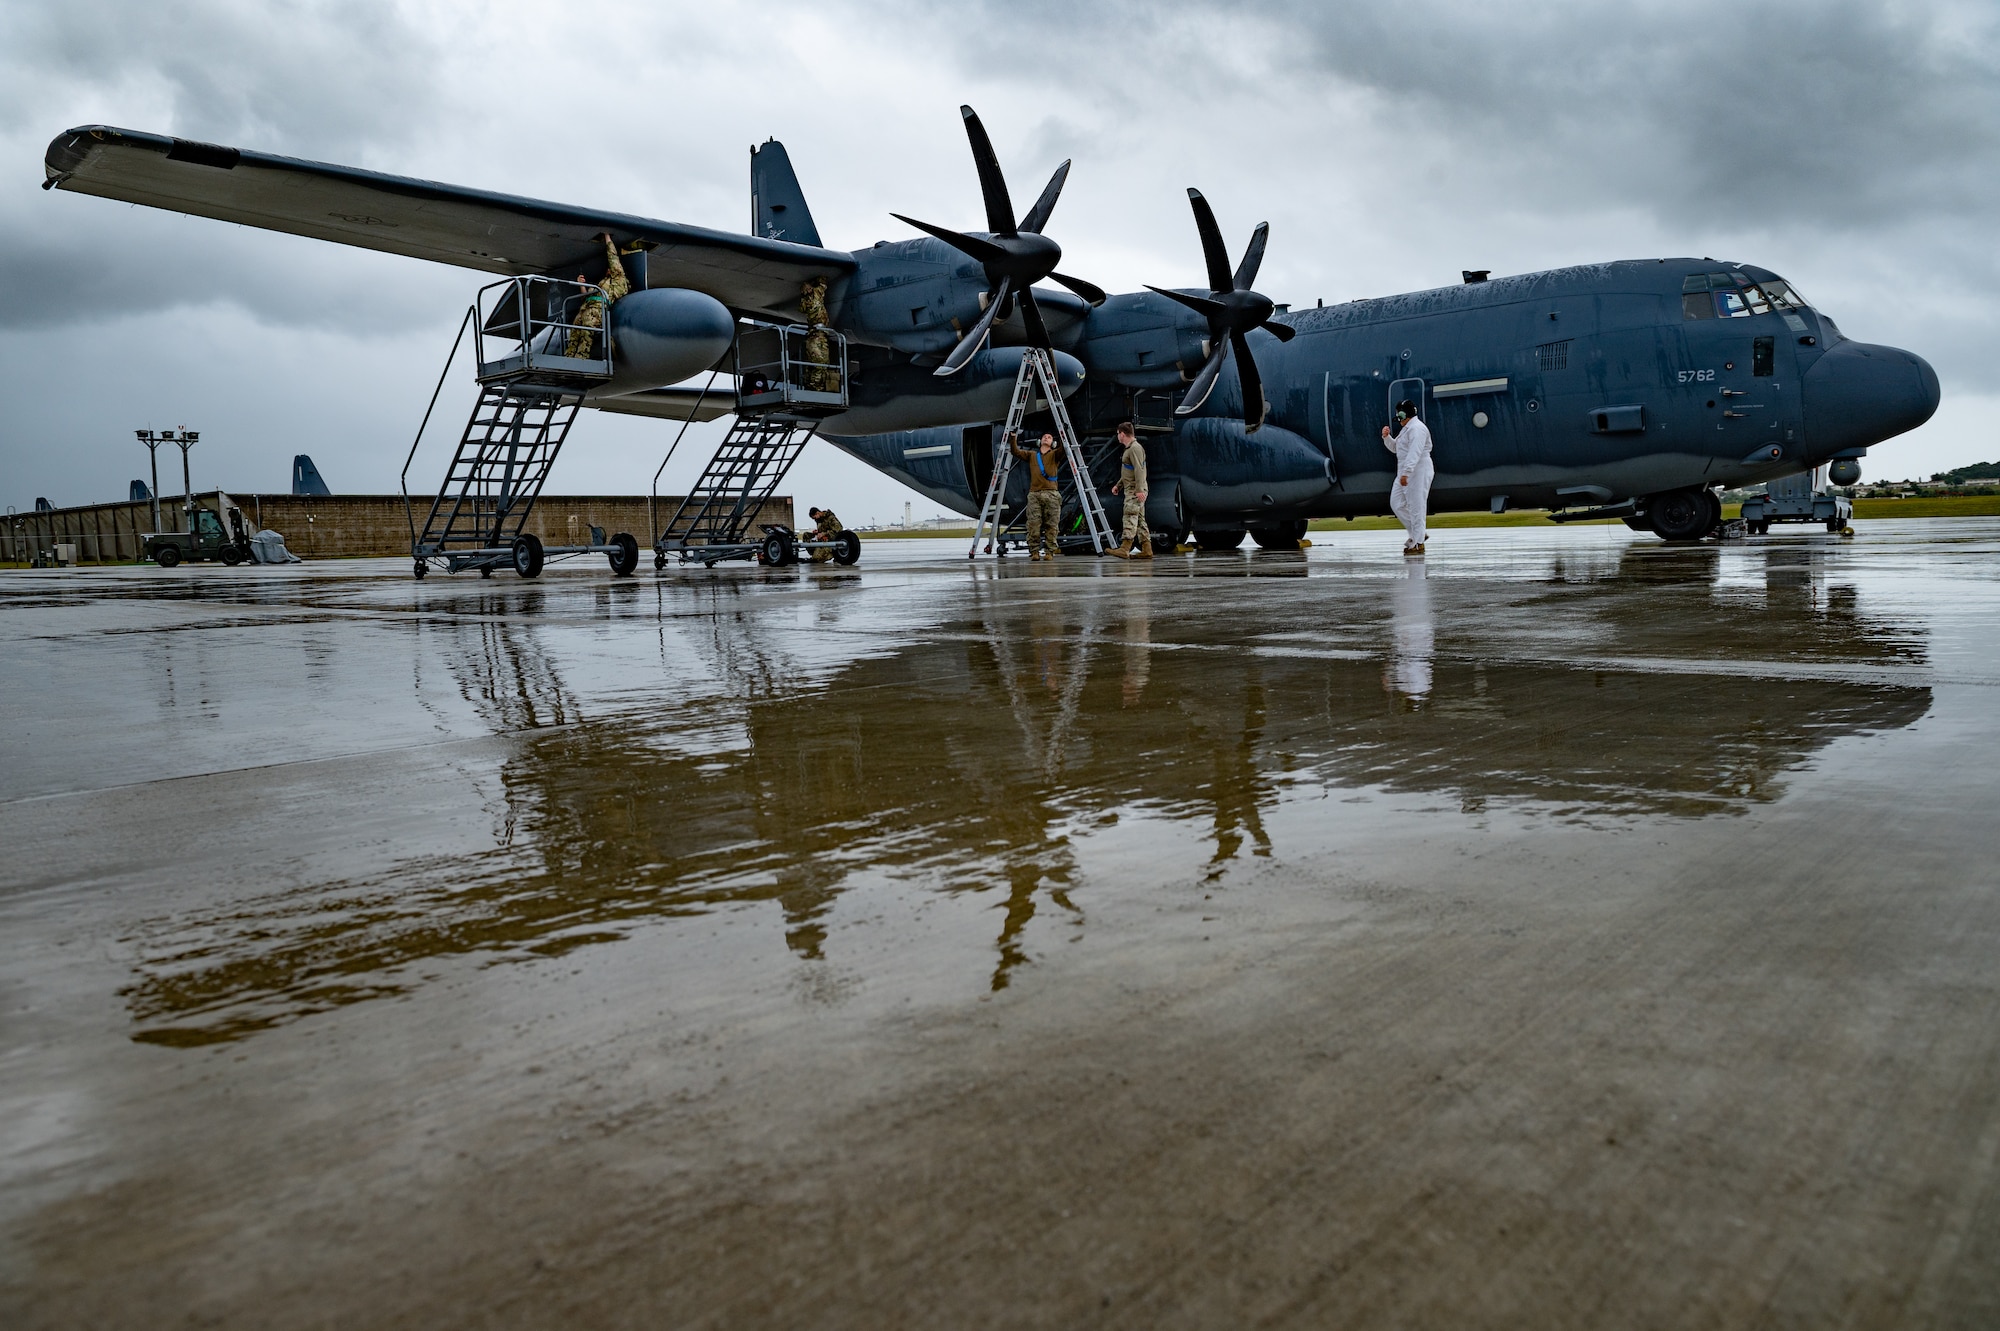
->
[1828,458,1862,486]
[820,346,1084,436]
[605,288,736,393]
[1080,292,1209,388]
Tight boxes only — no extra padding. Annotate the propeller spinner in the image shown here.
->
[1146,189,1296,431]
[893,106,1106,376]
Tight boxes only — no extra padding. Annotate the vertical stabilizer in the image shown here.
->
[292,454,332,496]
[750,140,822,247]
[130,479,151,502]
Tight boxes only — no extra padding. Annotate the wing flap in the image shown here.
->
[44,126,853,320]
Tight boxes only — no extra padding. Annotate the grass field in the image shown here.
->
[863,493,2000,538]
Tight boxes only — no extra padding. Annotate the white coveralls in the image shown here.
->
[1384,416,1435,548]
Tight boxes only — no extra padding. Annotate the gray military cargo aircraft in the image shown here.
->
[44,109,1938,548]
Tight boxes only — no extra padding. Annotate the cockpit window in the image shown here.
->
[1681,271,1808,320]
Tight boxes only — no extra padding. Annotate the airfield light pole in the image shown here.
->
[167,429,198,532]
[135,430,164,532]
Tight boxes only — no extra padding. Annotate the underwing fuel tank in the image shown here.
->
[603,288,736,394]
[819,346,1084,435]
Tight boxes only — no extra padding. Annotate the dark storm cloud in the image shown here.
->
[1255,0,2000,229]
[4,0,437,157]
[1,0,445,331]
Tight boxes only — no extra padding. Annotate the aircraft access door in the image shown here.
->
[1388,378,1426,428]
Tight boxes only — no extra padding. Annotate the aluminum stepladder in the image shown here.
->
[968,347,1115,558]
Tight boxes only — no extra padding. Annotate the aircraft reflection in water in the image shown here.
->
[118,550,1930,1045]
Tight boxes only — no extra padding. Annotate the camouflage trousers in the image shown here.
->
[1024,490,1062,557]
[564,301,605,359]
[1120,493,1149,544]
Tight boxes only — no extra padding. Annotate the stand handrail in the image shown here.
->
[649,368,724,551]
[402,305,476,550]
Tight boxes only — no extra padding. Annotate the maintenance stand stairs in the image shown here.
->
[970,348,1114,558]
[653,319,857,568]
[403,276,639,580]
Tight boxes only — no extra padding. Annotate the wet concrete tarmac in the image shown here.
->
[3,523,1998,1328]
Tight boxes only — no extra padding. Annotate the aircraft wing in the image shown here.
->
[43,125,855,321]
[585,387,735,424]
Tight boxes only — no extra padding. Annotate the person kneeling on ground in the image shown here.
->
[1381,398,1434,555]
[1109,420,1152,560]
[1009,430,1064,561]
[806,506,843,562]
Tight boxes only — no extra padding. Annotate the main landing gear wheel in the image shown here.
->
[607,531,639,576]
[154,545,181,568]
[1250,520,1308,550]
[759,529,795,567]
[832,530,862,566]
[511,532,545,579]
[1193,528,1248,551]
[1649,489,1713,543]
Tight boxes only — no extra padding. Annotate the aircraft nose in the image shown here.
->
[1802,340,1940,456]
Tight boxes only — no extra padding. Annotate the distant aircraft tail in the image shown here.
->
[751,140,822,247]
[292,454,332,496]
[130,479,152,502]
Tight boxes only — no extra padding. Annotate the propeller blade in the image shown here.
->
[1258,319,1297,342]
[935,276,1009,376]
[1232,331,1265,431]
[889,213,1007,264]
[1144,285,1227,320]
[1020,160,1070,235]
[1019,286,1051,349]
[1233,222,1270,292]
[1188,189,1233,294]
[1175,340,1230,415]
[1049,271,1107,305]
[960,105,1017,237]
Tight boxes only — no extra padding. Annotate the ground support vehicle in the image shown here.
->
[1740,467,1855,535]
[145,493,255,567]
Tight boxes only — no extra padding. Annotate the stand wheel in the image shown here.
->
[654,552,667,570]
[759,529,795,566]
[832,531,862,566]
[607,532,639,576]
[155,544,182,568]
[480,566,492,578]
[511,532,545,578]
[413,560,427,579]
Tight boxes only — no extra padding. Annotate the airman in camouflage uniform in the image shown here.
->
[1009,430,1064,560]
[801,277,837,392]
[565,233,631,359]
[806,505,844,562]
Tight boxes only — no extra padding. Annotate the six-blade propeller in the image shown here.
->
[893,105,1107,376]
[1146,188,1296,432]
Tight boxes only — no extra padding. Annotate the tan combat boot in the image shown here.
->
[1134,529,1154,559]
[1108,539,1131,559]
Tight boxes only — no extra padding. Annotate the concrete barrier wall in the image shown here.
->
[2,494,794,564]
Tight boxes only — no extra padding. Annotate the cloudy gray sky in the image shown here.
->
[2,0,1995,517]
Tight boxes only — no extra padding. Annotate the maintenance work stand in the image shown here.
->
[968,347,1114,558]
[402,276,640,580]
[650,321,859,568]
[1739,466,1856,536]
